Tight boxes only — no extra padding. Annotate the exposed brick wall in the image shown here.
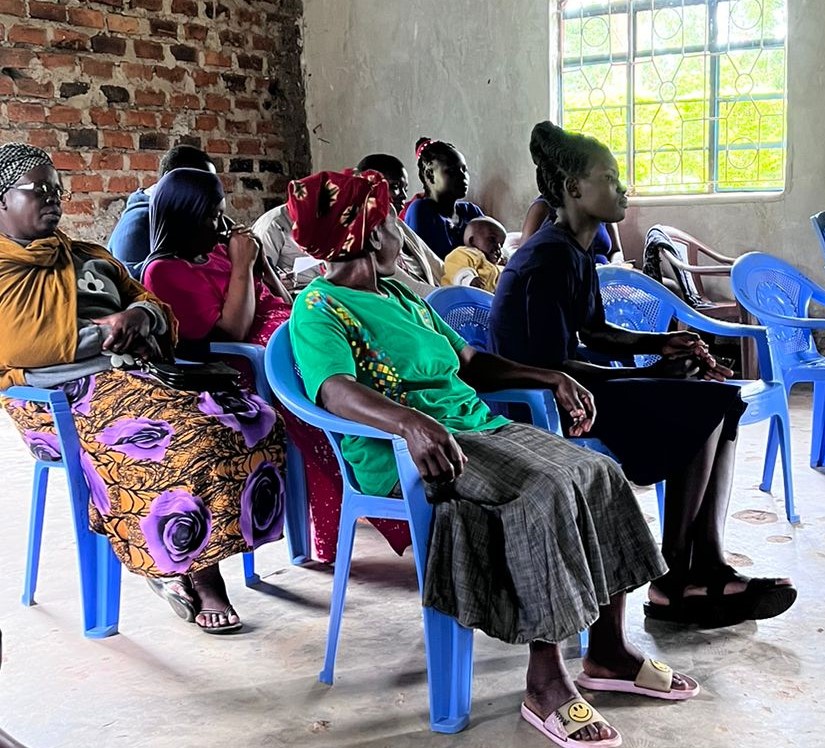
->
[0,0,311,244]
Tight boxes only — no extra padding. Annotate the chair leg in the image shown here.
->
[284,437,310,565]
[655,480,666,536]
[319,500,358,685]
[760,417,780,493]
[422,607,474,734]
[774,413,799,525]
[576,628,590,658]
[810,382,825,469]
[242,552,259,587]
[22,462,50,606]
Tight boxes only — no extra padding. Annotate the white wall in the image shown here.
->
[302,0,825,285]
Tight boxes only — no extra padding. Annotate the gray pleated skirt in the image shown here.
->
[422,423,667,644]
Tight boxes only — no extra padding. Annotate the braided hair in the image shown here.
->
[415,136,459,196]
[529,121,610,208]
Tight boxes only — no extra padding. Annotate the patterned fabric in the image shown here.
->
[423,423,667,644]
[287,170,390,261]
[2,369,286,576]
[0,143,52,196]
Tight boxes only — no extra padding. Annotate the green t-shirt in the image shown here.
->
[290,277,509,496]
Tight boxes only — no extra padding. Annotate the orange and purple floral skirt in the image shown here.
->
[2,369,286,577]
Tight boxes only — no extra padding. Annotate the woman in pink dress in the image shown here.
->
[141,168,410,562]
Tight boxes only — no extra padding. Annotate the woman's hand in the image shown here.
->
[92,308,151,354]
[658,330,706,359]
[398,409,468,483]
[227,227,259,269]
[548,371,596,436]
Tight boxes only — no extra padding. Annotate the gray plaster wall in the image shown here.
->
[301,0,824,285]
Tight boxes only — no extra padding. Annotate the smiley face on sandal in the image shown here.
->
[650,659,672,673]
[568,702,593,723]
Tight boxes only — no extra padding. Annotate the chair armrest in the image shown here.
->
[662,253,732,276]
[479,388,562,435]
[4,386,69,407]
[745,311,825,329]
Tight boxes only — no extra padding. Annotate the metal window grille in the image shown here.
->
[560,0,787,194]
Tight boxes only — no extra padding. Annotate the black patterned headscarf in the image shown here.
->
[0,143,53,197]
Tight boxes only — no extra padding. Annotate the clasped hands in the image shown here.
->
[652,331,733,381]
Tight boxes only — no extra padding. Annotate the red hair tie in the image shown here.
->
[415,138,435,160]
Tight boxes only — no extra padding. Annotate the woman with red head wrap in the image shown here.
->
[288,170,700,745]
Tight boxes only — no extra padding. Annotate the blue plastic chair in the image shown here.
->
[810,212,825,267]
[426,285,667,526]
[597,265,798,524]
[9,342,307,637]
[731,252,825,472]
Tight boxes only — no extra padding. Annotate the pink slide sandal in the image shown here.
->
[521,697,622,747]
[575,658,700,701]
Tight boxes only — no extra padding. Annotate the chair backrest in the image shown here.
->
[810,212,825,266]
[425,286,494,351]
[596,266,676,367]
[730,252,821,364]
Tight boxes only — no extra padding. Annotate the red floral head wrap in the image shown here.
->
[287,169,391,261]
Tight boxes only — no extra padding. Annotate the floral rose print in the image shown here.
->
[62,375,95,416]
[80,452,110,515]
[197,391,276,448]
[23,429,62,462]
[140,489,212,574]
[240,461,285,549]
[98,417,175,462]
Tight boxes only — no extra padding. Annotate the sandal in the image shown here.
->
[700,565,797,622]
[146,576,197,623]
[521,697,622,747]
[195,605,243,635]
[575,658,700,701]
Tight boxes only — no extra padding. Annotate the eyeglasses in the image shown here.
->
[7,182,72,202]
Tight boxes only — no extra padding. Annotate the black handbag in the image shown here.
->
[139,360,241,392]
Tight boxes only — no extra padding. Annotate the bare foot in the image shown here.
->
[524,677,617,742]
[582,650,696,693]
[189,565,242,631]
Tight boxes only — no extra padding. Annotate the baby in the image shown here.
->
[441,216,507,292]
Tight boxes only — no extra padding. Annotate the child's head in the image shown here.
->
[464,217,507,264]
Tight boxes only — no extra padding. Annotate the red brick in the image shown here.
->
[0,0,25,16]
[28,129,59,148]
[80,57,115,78]
[68,7,105,29]
[90,152,124,171]
[195,114,219,131]
[0,77,13,96]
[171,0,196,14]
[124,110,157,128]
[70,175,105,193]
[107,15,141,34]
[252,34,271,51]
[46,105,83,125]
[134,39,164,60]
[205,93,230,112]
[140,174,156,189]
[132,0,162,9]
[236,139,261,155]
[129,153,159,171]
[89,107,119,127]
[255,120,276,135]
[40,52,77,69]
[121,62,153,80]
[51,152,87,171]
[170,93,199,109]
[7,102,46,123]
[192,69,218,87]
[206,139,231,154]
[52,29,90,51]
[185,23,208,41]
[134,89,167,107]
[203,50,231,67]
[108,176,139,193]
[103,131,134,149]
[0,48,34,68]
[63,199,95,216]
[234,97,259,111]
[15,78,53,98]
[8,25,48,46]
[158,111,175,129]
[154,65,186,83]
[225,119,251,134]
[29,1,67,22]
[232,194,254,210]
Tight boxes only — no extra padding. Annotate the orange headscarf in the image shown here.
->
[0,229,177,389]
[287,169,390,261]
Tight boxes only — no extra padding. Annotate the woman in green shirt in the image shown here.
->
[288,170,699,747]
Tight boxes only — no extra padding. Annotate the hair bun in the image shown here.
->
[415,137,433,160]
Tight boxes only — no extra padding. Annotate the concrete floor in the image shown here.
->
[0,391,823,748]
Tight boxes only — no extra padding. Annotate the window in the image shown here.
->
[560,0,787,195]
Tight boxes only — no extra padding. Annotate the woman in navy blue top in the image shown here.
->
[490,121,794,631]
[402,137,484,259]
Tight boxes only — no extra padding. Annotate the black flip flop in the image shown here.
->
[146,576,197,623]
[195,605,244,635]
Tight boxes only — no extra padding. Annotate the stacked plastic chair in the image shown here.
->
[597,265,798,524]
[731,252,825,472]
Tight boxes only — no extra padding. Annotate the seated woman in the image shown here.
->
[490,122,795,627]
[287,168,700,747]
[402,138,484,260]
[0,144,287,633]
[521,193,623,265]
[141,168,410,563]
